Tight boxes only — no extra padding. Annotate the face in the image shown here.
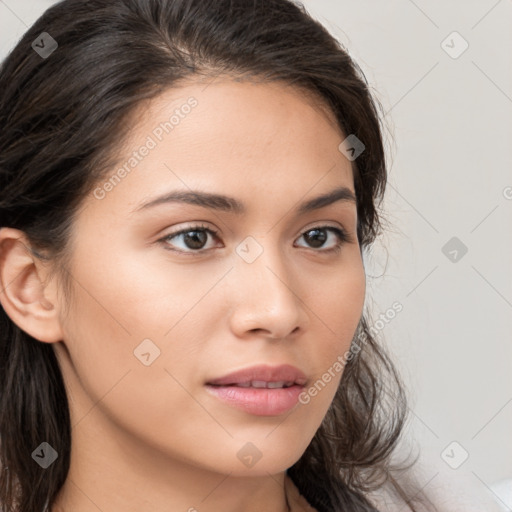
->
[52,78,366,477]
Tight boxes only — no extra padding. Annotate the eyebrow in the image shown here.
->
[131,186,356,215]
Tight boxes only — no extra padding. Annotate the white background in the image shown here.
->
[1,0,511,510]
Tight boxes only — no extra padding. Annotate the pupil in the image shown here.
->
[184,230,207,249]
[305,228,326,248]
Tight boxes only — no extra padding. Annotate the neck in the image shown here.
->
[50,412,293,512]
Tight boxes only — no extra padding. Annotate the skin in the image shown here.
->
[0,78,366,512]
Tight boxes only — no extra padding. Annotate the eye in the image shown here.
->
[294,225,351,254]
[159,224,220,254]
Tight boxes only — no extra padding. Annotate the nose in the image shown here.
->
[227,243,309,340]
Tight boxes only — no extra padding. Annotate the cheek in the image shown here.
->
[67,245,226,339]
[310,255,366,342]
[300,259,365,405]
[58,258,227,460]
[58,250,227,408]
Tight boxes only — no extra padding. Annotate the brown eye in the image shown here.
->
[159,225,220,253]
[295,226,350,253]
[180,230,208,250]
[303,228,328,248]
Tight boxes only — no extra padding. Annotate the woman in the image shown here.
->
[0,1,434,511]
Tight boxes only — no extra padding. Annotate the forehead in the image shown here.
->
[82,78,355,219]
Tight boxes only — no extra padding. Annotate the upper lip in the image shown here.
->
[206,364,307,386]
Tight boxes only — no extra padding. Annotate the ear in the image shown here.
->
[0,227,64,343]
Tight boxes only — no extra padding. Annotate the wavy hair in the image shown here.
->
[0,1,434,511]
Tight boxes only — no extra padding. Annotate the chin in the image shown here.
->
[180,436,308,477]
[224,433,312,476]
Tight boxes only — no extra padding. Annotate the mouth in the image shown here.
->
[204,364,307,416]
[209,380,298,389]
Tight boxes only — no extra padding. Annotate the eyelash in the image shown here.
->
[158,223,353,256]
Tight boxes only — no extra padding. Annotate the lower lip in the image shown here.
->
[205,384,304,416]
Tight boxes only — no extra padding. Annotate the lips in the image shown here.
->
[228,380,295,389]
[206,364,307,388]
[205,364,307,416]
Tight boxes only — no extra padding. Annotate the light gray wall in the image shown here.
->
[1,0,511,508]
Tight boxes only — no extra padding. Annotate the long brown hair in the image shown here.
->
[0,1,434,511]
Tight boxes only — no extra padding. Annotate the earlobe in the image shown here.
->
[0,227,64,343]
